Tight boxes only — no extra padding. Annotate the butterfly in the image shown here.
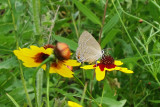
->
[76,31,103,63]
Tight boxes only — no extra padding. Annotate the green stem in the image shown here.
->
[8,0,33,106]
[36,69,43,107]
[19,62,33,107]
[7,0,17,31]
[32,0,42,45]
[135,91,149,107]
[80,82,87,105]
[100,86,105,106]
[73,75,99,106]
[46,63,50,107]
[32,0,40,35]
[33,54,54,106]
[153,74,160,86]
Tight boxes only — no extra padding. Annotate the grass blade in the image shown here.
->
[6,93,20,107]
[103,13,121,34]
[72,0,102,26]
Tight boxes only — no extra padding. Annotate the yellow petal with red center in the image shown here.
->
[64,60,81,66]
[119,67,134,73]
[80,65,94,69]
[114,60,123,66]
[68,101,82,107]
[49,62,74,78]
[95,67,105,81]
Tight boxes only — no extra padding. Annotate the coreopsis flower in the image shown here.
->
[81,55,133,81]
[13,45,53,68]
[68,101,82,107]
[14,44,81,78]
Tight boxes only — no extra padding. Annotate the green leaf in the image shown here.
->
[149,100,160,103]
[120,57,140,63]
[0,57,18,69]
[53,88,79,103]
[72,0,102,26]
[52,34,78,51]
[96,97,126,107]
[0,24,14,34]
[0,35,15,48]
[0,45,13,55]
[101,29,120,49]
[103,13,121,34]
[103,79,117,99]
[110,100,126,107]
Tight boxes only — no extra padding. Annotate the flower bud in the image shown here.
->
[54,42,71,60]
[139,19,143,23]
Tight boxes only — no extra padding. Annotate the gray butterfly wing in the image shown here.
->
[76,31,102,63]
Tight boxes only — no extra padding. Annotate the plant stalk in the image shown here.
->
[46,62,50,107]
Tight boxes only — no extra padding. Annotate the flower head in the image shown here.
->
[68,101,82,107]
[14,44,81,78]
[13,45,53,68]
[81,55,133,81]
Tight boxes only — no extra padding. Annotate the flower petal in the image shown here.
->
[64,60,81,66]
[105,68,115,71]
[119,67,134,73]
[114,67,121,71]
[97,61,100,63]
[68,101,82,107]
[49,62,74,78]
[23,62,40,67]
[81,65,94,69]
[114,60,123,66]
[95,67,105,81]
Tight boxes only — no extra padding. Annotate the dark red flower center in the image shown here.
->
[51,61,62,69]
[34,52,49,63]
[93,55,116,71]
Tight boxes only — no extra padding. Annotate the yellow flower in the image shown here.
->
[81,55,133,81]
[68,101,82,107]
[14,45,81,78]
[13,45,53,68]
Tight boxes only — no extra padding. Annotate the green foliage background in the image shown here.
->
[0,0,160,107]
